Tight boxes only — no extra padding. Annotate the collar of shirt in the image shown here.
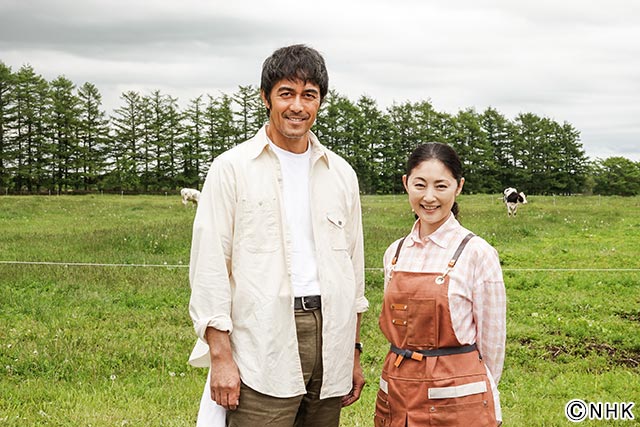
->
[247,125,331,168]
[407,213,460,249]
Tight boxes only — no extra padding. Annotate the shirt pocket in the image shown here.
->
[238,197,279,253]
[326,212,348,251]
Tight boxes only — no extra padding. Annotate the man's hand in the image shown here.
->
[206,327,241,410]
[341,356,365,407]
[209,356,241,410]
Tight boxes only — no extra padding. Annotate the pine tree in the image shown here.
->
[555,121,587,194]
[110,91,143,191]
[233,85,264,142]
[354,95,390,194]
[0,62,14,192]
[384,101,422,193]
[452,108,498,193]
[182,95,206,187]
[12,65,50,193]
[145,90,170,191]
[203,93,237,164]
[77,82,110,191]
[481,107,515,189]
[50,75,81,191]
[163,94,183,190]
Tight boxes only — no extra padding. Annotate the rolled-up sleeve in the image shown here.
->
[188,158,236,341]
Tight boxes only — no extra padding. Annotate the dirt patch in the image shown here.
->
[617,310,640,322]
[518,337,534,346]
[545,342,639,369]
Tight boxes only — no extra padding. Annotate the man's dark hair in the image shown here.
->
[260,44,329,114]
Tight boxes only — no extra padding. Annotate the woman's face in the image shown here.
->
[403,158,464,237]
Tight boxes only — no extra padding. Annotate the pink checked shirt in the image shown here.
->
[383,214,506,386]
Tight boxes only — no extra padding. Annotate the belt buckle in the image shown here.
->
[301,296,312,311]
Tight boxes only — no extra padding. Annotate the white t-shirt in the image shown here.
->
[268,141,321,297]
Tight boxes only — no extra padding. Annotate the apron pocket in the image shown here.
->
[423,377,496,426]
[374,385,392,427]
[427,398,495,426]
[406,298,437,347]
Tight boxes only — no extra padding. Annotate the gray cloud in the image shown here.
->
[1,0,639,160]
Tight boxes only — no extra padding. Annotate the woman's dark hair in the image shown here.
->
[406,142,463,218]
[260,44,329,116]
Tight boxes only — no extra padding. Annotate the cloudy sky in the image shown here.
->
[2,0,639,160]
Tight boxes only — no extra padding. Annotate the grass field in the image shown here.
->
[1,194,639,426]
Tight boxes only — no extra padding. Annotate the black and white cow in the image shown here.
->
[503,187,527,217]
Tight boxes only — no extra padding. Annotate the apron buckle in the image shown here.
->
[393,354,405,367]
[410,352,424,362]
[393,349,423,367]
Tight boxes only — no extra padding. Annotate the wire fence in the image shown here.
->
[1,260,639,272]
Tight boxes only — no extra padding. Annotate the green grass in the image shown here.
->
[1,194,639,426]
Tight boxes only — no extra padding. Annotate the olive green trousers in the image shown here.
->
[226,309,342,427]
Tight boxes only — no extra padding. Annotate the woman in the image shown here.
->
[375,143,506,426]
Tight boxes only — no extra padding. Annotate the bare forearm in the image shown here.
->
[206,326,233,361]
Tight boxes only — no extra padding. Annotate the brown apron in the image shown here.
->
[375,233,497,427]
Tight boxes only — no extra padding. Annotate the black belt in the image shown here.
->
[390,343,478,367]
[294,295,321,311]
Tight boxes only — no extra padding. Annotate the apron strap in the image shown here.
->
[435,232,475,284]
[392,232,475,267]
[447,232,476,268]
[391,236,408,266]
[391,232,475,282]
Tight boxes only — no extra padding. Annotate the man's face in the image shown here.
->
[261,78,321,149]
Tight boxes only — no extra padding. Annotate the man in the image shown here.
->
[188,44,368,427]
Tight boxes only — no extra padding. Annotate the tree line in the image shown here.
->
[1,62,639,196]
